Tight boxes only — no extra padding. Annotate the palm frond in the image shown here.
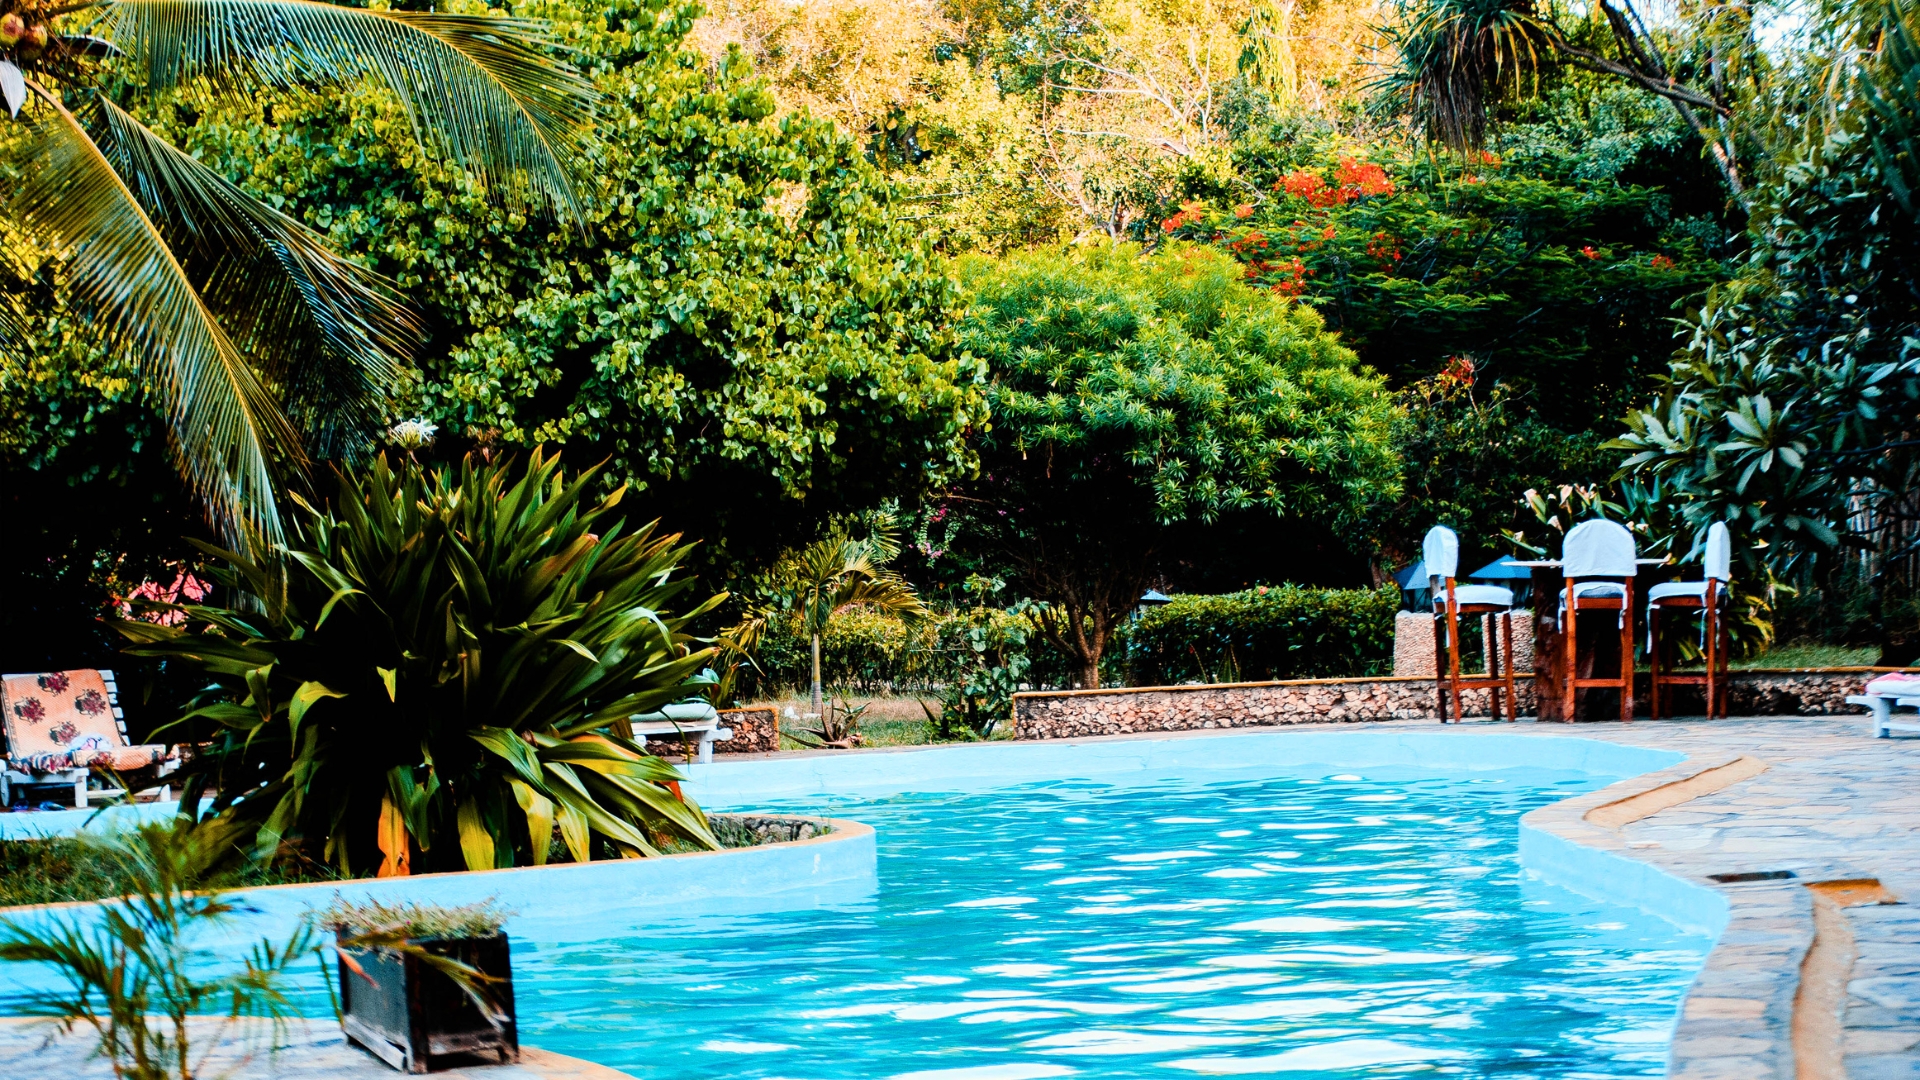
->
[4,80,298,546]
[99,0,601,217]
[93,94,416,459]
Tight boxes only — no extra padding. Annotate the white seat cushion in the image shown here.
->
[1439,584,1512,608]
[1648,581,1712,602]
[1571,581,1625,599]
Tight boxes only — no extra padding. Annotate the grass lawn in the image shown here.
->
[1734,643,1885,669]
[748,693,1014,749]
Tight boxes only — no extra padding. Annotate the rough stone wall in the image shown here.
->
[1393,613,1435,676]
[709,813,830,847]
[1393,610,1534,677]
[1013,668,1880,739]
[643,706,781,758]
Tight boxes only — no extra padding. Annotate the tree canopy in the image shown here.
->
[936,242,1400,685]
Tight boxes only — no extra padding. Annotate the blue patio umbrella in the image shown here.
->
[1392,561,1428,589]
[1467,555,1534,582]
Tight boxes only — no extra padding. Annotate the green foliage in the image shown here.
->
[0,819,320,1080]
[930,605,1036,738]
[0,835,337,909]
[319,898,511,943]
[1177,140,1727,430]
[148,0,990,564]
[1,0,601,548]
[943,241,1401,686]
[117,451,723,876]
[1612,2,1920,649]
[1376,369,1614,563]
[1124,584,1401,685]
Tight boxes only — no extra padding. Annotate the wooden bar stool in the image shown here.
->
[1648,522,1733,718]
[1424,525,1518,723]
[1559,519,1639,723]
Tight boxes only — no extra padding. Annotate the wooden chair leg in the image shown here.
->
[1432,610,1448,722]
[1501,612,1518,721]
[1712,599,1728,718]
[1619,588,1635,723]
[1447,605,1465,723]
[1562,584,1577,722]
[1648,606,1661,721]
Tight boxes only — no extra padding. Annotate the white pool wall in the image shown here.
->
[683,729,1687,804]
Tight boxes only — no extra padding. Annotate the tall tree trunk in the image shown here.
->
[811,631,824,720]
[1080,653,1102,691]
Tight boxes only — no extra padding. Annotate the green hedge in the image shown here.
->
[742,608,1080,698]
[1122,585,1399,685]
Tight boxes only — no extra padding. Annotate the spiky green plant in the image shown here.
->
[0,0,599,548]
[117,450,725,875]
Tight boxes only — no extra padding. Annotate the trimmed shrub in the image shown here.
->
[1123,585,1400,685]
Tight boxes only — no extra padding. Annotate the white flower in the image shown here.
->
[389,419,439,450]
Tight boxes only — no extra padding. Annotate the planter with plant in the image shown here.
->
[324,898,516,1074]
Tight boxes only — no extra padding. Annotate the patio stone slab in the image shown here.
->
[0,1017,630,1078]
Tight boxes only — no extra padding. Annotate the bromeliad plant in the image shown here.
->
[118,450,725,876]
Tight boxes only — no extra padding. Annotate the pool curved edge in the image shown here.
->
[0,817,879,943]
[1516,749,1808,1080]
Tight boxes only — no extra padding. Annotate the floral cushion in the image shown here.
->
[1865,673,1920,698]
[0,670,169,775]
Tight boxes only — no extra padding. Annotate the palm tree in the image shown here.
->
[782,525,925,722]
[1370,0,1755,199]
[0,0,599,548]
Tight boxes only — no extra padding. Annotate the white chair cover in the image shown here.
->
[1562,520,1637,579]
[1451,584,1514,608]
[1422,526,1460,581]
[1705,522,1731,582]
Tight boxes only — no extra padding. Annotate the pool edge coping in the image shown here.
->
[0,816,877,919]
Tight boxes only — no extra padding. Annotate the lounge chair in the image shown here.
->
[628,701,734,764]
[1423,525,1518,723]
[1,669,178,808]
[1847,673,1920,738]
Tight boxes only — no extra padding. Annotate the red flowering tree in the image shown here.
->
[1159,150,1725,433]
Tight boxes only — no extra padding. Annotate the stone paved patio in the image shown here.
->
[0,1016,629,1078]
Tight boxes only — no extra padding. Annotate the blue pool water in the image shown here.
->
[506,765,1710,1078]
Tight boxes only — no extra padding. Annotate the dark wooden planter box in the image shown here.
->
[340,933,518,1073]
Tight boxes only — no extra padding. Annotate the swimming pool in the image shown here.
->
[510,762,1711,1078]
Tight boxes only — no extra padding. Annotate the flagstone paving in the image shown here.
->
[0,1016,629,1078]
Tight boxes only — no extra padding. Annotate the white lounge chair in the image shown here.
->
[629,701,734,764]
[1847,674,1920,738]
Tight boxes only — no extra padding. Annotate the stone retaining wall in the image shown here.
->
[642,706,780,758]
[708,813,832,847]
[1013,668,1890,740]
